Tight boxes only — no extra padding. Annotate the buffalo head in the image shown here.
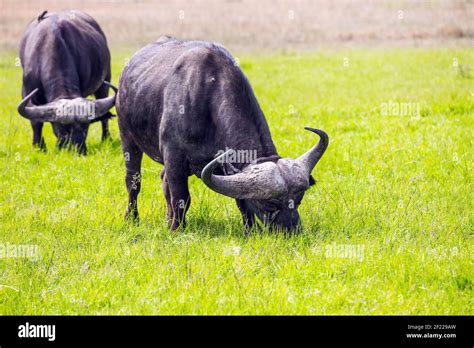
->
[17,82,117,152]
[201,127,328,232]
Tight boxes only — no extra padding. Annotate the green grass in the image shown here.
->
[0,48,472,314]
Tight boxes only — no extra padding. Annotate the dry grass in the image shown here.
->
[1,0,473,52]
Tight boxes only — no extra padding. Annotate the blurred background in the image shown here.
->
[1,0,473,52]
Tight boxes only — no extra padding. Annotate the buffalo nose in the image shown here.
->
[272,209,302,233]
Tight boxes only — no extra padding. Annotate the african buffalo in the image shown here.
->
[17,10,116,154]
[116,37,328,232]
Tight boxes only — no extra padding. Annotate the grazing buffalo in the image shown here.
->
[17,10,116,154]
[116,37,328,232]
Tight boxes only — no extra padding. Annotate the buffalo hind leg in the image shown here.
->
[122,138,143,222]
[160,169,173,225]
[163,152,190,230]
[31,121,46,151]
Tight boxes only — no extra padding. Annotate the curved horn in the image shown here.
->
[92,81,117,118]
[19,82,118,124]
[201,150,287,200]
[103,81,118,94]
[17,88,57,122]
[295,127,329,176]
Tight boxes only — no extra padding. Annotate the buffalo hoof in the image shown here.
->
[33,140,47,152]
[125,209,139,224]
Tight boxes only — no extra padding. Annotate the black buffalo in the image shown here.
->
[17,10,116,154]
[116,37,328,232]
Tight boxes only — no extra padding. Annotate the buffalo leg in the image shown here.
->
[160,169,173,224]
[236,199,255,231]
[31,121,46,150]
[163,152,190,230]
[24,84,46,151]
[94,79,112,141]
[122,138,143,222]
[101,118,110,141]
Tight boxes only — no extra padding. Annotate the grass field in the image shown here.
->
[0,48,472,314]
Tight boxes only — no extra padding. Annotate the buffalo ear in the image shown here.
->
[309,175,316,187]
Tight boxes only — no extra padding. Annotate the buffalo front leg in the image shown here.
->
[94,78,112,141]
[163,153,190,230]
[31,121,46,151]
[101,119,110,141]
[122,139,143,222]
[23,85,46,151]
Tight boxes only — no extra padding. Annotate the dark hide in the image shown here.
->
[19,10,113,154]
